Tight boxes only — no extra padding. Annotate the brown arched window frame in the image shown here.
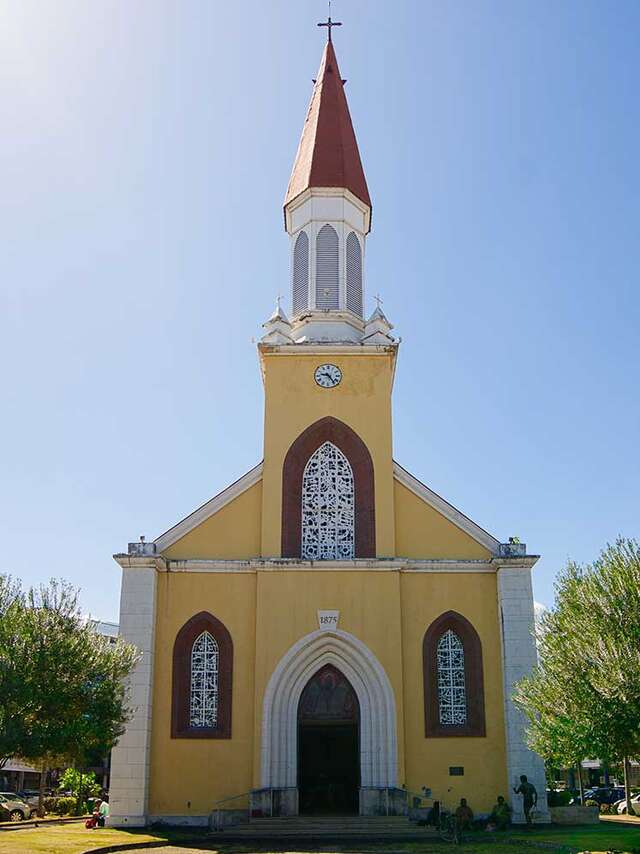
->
[423,610,486,738]
[281,416,375,558]
[171,611,233,739]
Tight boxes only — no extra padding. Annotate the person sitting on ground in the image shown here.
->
[97,797,109,827]
[455,797,474,830]
[487,795,512,830]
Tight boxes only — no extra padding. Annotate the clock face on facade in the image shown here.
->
[314,364,342,388]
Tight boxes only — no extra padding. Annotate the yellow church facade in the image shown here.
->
[109,36,548,828]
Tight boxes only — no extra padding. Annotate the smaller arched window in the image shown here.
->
[190,631,219,728]
[316,224,339,309]
[423,611,485,738]
[172,612,233,739]
[436,630,466,726]
[346,232,363,316]
[292,231,309,315]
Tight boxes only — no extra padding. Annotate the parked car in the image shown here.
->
[616,793,640,814]
[0,793,36,822]
[17,790,41,810]
[570,786,625,806]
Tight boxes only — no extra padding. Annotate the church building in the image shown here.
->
[109,31,548,828]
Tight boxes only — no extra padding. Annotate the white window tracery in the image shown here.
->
[301,441,355,560]
[189,630,219,728]
[437,629,467,725]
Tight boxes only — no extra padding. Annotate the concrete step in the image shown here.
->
[216,815,434,839]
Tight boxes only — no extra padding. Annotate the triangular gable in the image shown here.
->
[154,462,263,553]
[393,461,500,555]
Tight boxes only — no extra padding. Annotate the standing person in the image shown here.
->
[513,775,538,827]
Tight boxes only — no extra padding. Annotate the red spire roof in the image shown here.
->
[285,40,371,210]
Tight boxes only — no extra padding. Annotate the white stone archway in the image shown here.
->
[260,629,398,791]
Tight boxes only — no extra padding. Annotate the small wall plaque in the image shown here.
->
[317,610,340,630]
[449,766,464,776]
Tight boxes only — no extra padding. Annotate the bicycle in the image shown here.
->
[437,810,462,844]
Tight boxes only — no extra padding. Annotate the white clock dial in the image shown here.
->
[314,363,342,388]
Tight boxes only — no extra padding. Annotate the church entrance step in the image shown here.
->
[216,814,435,840]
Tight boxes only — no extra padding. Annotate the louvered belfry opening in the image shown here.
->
[346,232,363,317]
[315,224,340,309]
[292,231,309,315]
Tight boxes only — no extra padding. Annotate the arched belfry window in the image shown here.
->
[423,611,486,738]
[316,224,339,309]
[301,441,355,560]
[292,231,309,315]
[189,631,219,728]
[281,417,375,559]
[346,231,363,316]
[172,612,233,738]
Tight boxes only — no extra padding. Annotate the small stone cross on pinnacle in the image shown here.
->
[374,293,384,310]
[318,2,342,42]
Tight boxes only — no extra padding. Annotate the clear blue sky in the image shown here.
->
[1,0,638,622]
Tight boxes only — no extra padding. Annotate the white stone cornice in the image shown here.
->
[153,463,263,552]
[113,554,164,571]
[393,462,501,554]
[162,557,496,574]
[258,342,398,356]
[284,186,371,234]
[491,556,540,570]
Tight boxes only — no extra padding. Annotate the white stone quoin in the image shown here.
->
[497,562,550,823]
[107,557,158,827]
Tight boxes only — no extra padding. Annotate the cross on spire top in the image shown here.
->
[317,1,342,42]
[374,293,384,310]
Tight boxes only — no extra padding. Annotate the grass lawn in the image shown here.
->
[0,823,198,854]
[0,821,638,854]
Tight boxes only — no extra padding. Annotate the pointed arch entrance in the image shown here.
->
[261,628,397,814]
[298,664,360,814]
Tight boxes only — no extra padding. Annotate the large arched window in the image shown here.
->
[292,231,309,315]
[172,611,233,738]
[316,224,339,309]
[423,611,485,738]
[281,417,375,559]
[301,441,355,560]
[346,231,362,316]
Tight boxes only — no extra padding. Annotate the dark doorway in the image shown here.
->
[298,664,360,815]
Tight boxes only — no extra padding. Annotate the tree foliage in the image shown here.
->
[57,768,101,799]
[514,538,640,815]
[0,575,139,811]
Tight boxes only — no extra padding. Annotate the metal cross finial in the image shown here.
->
[318,1,342,42]
[374,293,384,310]
[276,293,284,311]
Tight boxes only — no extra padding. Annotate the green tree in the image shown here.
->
[0,576,139,815]
[0,575,28,768]
[57,767,101,806]
[515,539,640,816]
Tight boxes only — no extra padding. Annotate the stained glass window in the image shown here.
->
[301,441,355,560]
[437,629,467,725]
[189,630,219,728]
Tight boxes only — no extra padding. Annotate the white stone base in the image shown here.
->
[107,814,148,828]
[149,814,210,827]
